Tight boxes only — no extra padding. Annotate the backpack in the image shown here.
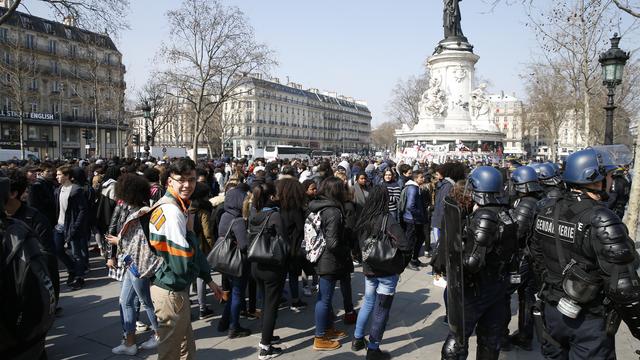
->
[95,192,117,234]
[0,219,56,355]
[303,210,326,263]
[398,186,409,214]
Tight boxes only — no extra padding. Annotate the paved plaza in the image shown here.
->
[45,254,639,360]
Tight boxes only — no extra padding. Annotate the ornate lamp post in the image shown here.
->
[141,101,151,159]
[599,34,629,145]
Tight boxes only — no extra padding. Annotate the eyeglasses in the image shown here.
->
[170,176,197,185]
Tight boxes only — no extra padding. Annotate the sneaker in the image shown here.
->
[351,337,368,351]
[228,326,251,339]
[353,260,362,266]
[136,321,150,332]
[406,263,419,271]
[303,286,312,297]
[412,259,427,267]
[325,327,349,340]
[270,335,281,345]
[508,332,532,351]
[433,277,447,288]
[442,316,449,325]
[343,311,357,325]
[258,345,283,359]
[140,335,159,350]
[242,309,261,320]
[290,300,307,312]
[425,251,432,258]
[69,277,84,290]
[366,348,391,360]
[199,308,214,320]
[112,341,137,356]
[313,336,341,351]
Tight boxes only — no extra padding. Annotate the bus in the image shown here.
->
[264,145,311,161]
[311,150,335,159]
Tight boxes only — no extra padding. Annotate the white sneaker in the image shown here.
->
[136,321,150,332]
[140,335,159,350]
[433,277,448,289]
[112,341,138,355]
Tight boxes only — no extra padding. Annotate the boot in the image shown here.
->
[313,336,341,351]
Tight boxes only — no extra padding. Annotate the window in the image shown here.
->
[106,131,112,144]
[48,40,57,54]
[68,44,77,58]
[30,78,37,90]
[72,107,79,119]
[62,127,79,143]
[0,28,7,43]
[51,61,59,75]
[51,103,59,114]
[4,97,12,112]
[51,80,60,93]
[30,102,37,112]
[246,127,252,136]
[25,34,35,49]
[28,126,38,140]
[3,51,9,64]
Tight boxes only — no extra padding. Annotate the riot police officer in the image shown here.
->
[530,148,640,359]
[441,166,517,360]
[608,167,630,219]
[502,165,545,351]
[536,163,564,199]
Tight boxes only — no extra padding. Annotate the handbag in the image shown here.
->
[248,212,289,265]
[362,214,398,267]
[207,218,244,278]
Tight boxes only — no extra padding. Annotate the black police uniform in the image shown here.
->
[530,191,640,359]
[607,172,630,219]
[442,204,517,360]
[503,192,542,348]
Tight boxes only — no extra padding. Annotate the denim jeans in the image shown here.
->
[354,274,399,339]
[222,275,247,329]
[120,270,158,335]
[315,275,337,337]
[53,227,85,277]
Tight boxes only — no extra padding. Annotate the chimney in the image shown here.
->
[63,15,77,27]
[308,88,319,93]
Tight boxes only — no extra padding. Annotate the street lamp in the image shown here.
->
[141,101,151,159]
[599,33,630,145]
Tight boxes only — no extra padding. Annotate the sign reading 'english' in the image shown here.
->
[0,111,55,120]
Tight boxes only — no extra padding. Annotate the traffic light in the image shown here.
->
[133,133,140,145]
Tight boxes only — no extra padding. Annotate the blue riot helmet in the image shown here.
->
[469,166,504,205]
[529,162,542,177]
[563,148,617,185]
[510,166,543,194]
[550,162,561,176]
[538,163,562,186]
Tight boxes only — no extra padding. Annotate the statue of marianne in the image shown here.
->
[443,0,464,39]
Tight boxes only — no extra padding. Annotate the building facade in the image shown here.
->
[525,111,587,161]
[222,76,371,158]
[0,6,126,159]
[488,92,525,156]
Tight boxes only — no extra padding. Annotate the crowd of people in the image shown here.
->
[0,149,638,360]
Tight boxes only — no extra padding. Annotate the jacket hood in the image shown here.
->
[308,196,342,213]
[224,187,247,217]
[405,180,419,187]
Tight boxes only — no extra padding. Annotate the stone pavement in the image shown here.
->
[46,255,639,360]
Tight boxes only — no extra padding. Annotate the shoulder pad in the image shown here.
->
[592,206,623,228]
[474,207,500,222]
[513,198,537,222]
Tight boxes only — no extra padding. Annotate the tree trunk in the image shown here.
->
[190,121,198,160]
[623,131,640,240]
[19,114,25,160]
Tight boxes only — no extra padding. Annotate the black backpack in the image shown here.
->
[0,218,56,355]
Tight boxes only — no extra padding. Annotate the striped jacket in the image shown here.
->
[149,189,212,291]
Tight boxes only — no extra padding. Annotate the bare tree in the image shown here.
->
[160,0,275,160]
[137,77,174,146]
[524,63,574,161]
[612,0,640,18]
[371,121,400,151]
[386,72,429,127]
[0,28,40,159]
[0,0,129,35]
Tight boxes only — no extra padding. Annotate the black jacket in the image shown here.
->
[308,197,353,276]
[28,177,56,227]
[248,208,289,274]
[13,202,54,255]
[218,187,249,251]
[280,208,304,262]
[54,184,90,243]
[360,214,412,277]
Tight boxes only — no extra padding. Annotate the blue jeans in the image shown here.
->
[120,270,158,335]
[222,275,247,329]
[354,274,399,339]
[53,227,85,277]
[315,276,337,337]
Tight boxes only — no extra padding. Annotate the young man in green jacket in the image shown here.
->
[149,158,223,360]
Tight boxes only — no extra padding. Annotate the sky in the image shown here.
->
[22,0,639,127]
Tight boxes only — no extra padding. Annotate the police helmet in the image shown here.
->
[562,148,617,185]
[469,166,504,205]
[510,166,543,194]
[538,163,562,186]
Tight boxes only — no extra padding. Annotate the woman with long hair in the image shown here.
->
[106,174,159,355]
[351,185,412,360]
[190,182,216,320]
[309,177,352,351]
[381,169,401,221]
[249,182,289,359]
[276,178,307,312]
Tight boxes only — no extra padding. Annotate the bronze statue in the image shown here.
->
[443,0,464,39]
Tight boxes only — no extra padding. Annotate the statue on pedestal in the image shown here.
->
[421,77,447,117]
[443,0,464,40]
[470,83,490,121]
